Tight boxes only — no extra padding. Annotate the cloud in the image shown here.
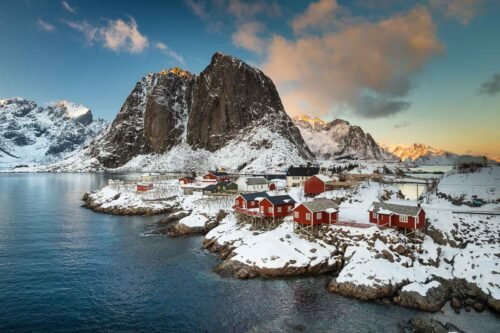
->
[261,6,443,118]
[232,21,266,53]
[430,0,482,25]
[393,121,411,129]
[479,73,500,96]
[227,0,280,20]
[62,1,76,14]
[65,17,149,53]
[154,42,185,64]
[291,0,341,33]
[38,19,56,32]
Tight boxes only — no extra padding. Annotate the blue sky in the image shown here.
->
[0,0,499,158]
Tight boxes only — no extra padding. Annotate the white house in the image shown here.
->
[234,176,269,192]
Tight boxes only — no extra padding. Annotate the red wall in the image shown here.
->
[293,204,338,225]
[304,176,325,196]
[369,210,426,229]
[234,196,259,209]
[259,198,294,217]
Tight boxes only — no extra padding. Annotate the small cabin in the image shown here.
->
[136,182,153,192]
[286,165,320,187]
[368,202,426,229]
[258,195,296,218]
[179,176,194,185]
[234,176,268,192]
[304,174,335,196]
[293,198,338,226]
[202,184,218,194]
[234,191,270,209]
[202,171,231,183]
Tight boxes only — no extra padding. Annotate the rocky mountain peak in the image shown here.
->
[159,67,193,78]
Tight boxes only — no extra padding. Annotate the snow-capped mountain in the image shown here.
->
[383,143,458,165]
[294,115,393,161]
[0,98,108,168]
[48,52,313,173]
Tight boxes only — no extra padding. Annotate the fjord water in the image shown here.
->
[0,174,498,333]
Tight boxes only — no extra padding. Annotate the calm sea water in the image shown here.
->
[0,174,498,333]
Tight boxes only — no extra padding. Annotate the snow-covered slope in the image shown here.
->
[294,115,393,161]
[0,98,108,168]
[44,52,313,173]
[384,143,458,165]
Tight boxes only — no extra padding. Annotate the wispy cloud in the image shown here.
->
[62,1,76,14]
[261,6,443,118]
[479,73,500,96]
[64,17,149,53]
[291,0,342,34]
[394,121,411,129]
[231,21,266,53]
[38,19,56,32]
[430,0,483,25]
[154,42,185,64]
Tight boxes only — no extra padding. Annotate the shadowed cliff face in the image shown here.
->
[90,52,313,168]
[187,52,296,152]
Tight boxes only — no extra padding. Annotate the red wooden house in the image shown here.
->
[136,182,153,192]
[368,202,426,229]
[258,195,296,218]
[179,176,194,185]
[203,171,231,182]
[234,192,270,210]
[304,175,336,196]
[293,198,338,226]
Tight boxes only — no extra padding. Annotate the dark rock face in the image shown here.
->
[73,111,93,126]
[144,72,194,152]
[90,75,158,167]
[394,282,449,312]
[89,52,313,169]
[187,52,308,154]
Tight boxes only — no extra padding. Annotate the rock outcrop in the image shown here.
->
[82,52,313,172]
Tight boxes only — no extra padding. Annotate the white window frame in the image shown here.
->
[373,213,378,219]
[306,213,311,221]
[287,206,292,211]
[268,207,273,213]
[317,212,322,219]
[260,206,265,213]
[294,211,299,218]
[400,215,408,223]
[277,207,282,213]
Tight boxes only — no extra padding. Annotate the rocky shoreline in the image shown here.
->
[82,191,176,215]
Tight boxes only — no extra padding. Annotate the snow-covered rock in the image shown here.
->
[0,98,108,169]
[294,115,394,162]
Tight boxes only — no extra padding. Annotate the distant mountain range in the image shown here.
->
[2,53,492,172]
[0,98,108,168]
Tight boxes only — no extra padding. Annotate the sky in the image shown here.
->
[0,0,499,159]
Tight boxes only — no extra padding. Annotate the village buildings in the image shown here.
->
[293,198,339,226]
[286,166,320,187]
[368,202,426,230]
[234,176,269,192]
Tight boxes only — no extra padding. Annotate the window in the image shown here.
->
[294,211,299,218]
[277,207,282,213]
[373,213,378,219]
[415,217,419,225]
[317,212,322,219]
[260,206,264,213]
[400,215,408,222]
[268,207,273,213]
[306,213,311,220]
[287,206,292,211]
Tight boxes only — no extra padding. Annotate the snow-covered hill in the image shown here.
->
[0,98,108,168]
[294,115,394,162]
[44,52,313,173]
[384,143,459,165]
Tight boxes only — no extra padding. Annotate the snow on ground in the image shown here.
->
[438,166,500,202]
[178,214,208,228]
[88,184,170,212]
[206,215,337,270]
[402,281,442,296]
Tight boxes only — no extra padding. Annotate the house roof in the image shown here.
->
[265,195,296,206]
[240,191,270,202]
[301,198,338,212]
[312,174,333,183]
[203,184,217,191]
[246,177,268,185]
[213,171,229,176]
[369,202,422,217]
[217,181,230,187]
[286,166,320,177]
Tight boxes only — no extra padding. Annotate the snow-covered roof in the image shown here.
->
[266,195,296,206]
[301,198,338,213]
[245,177,268,185]
[313,174,332,183]
[240,191,270,202]
[370,202,421,216]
